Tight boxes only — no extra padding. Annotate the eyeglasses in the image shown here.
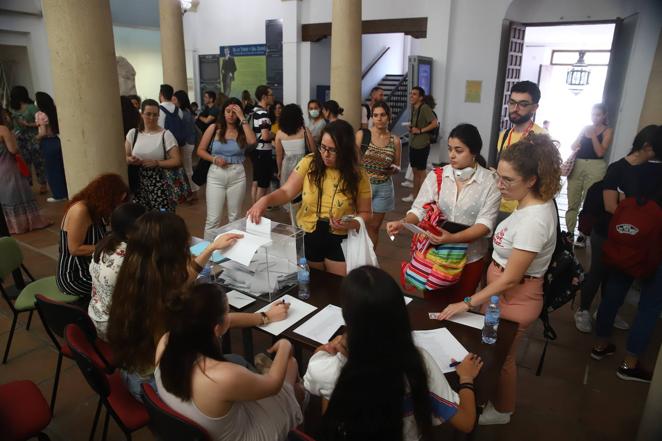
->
[143,112,159,117]
[495,173,520,188]
[508,99,533,109]
[318,144,337,156]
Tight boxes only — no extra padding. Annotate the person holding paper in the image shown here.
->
[303,266,483,438]
[437,134,561,425]
[107,211,290,400]
[387,124,501,302]
[247,120,372,276]
[155,283,304,441]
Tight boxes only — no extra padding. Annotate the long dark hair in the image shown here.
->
[309,120,361,211]
[10,86,33,110]
[138,99,160,132]
[448,123,487,167]
[629,125,658,155]
[279,103,305,135]
[120,96,140,136]
[215,97,247,147]
[174,90,191,112]
[107,211,193,373]
[159,283,227,400]
[321,266,433,441]
[322,100,343,117]
[93,203,145,263]
[35,92,59,135]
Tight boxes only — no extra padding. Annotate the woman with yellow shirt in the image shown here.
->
[248,120,372,276]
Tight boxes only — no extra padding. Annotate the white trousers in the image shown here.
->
[204,163,246,240]
[180,143,199,192]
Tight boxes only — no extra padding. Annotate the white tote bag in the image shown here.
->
[341,216,379,272]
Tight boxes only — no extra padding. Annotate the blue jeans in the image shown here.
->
[596,262,662,356]
[121,370,156,402]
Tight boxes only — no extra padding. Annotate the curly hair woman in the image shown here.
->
[438,133,562,425]
[56,173,129,298]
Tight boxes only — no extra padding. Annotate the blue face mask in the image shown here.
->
[309,109,320,118]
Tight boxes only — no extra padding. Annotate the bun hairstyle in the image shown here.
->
[323,100,344,117]
[499,133,562,201]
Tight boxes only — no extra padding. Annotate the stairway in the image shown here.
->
[365,73,408,130]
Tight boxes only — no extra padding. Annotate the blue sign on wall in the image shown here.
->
[219,44,267,57]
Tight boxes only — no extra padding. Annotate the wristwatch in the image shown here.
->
[463,297,473,308]
[241,118,249,125]
[260,312,270,325]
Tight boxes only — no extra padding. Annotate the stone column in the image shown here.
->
[159,0,187,91]
[42,0,127,195]
[330,0,362,130]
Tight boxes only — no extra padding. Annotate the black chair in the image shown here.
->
[141,383,211,441]
[35,294,114,413]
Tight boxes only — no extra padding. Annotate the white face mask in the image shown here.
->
[309,109,320,118]
[454,165,476,182]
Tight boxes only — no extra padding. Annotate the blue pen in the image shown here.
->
[449,360,461,368]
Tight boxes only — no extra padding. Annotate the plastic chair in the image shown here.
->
[35,294,114,413]
[0,380,52,441]
[65,324,149,441]
[141,383,211,441]
[0,236,78,363]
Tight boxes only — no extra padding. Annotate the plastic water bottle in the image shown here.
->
[297,258,311,300]
[481,296,500,345]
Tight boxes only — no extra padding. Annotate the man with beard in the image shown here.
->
[496,81,547,216]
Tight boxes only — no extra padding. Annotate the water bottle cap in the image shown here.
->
[298,257,307,265]
[490,295,500,304]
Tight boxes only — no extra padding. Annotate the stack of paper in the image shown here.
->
[225,290,256,309]
[412,328,469,373]
[293,304,344,344]
[256,295,318,336]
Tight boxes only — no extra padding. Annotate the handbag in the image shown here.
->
[127,130,141,193]
[401,168,468,292]
[191,127,214,186]
[160,132,192,204]
[560,151,577,177]
[340,216,379,272]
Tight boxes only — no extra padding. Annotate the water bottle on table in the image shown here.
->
[297,257,311,300]
[482,295,500,344]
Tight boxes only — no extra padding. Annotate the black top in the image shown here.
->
[196,104,220,133]
[577,131,604,159]
[594,158,631,236]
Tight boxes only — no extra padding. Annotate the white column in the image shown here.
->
[159,0,187,91]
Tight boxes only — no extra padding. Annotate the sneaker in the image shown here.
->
[46,197,67,203]
[401,180,414,188]
[592,310,630,330]
[574,234,587,248]
[478,401,511,425]
[401,194,414,203]
[590,343,616,361]
[574,309,592,333]
[616,362,652,383]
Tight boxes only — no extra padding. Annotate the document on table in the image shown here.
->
[294,304,345,344]
[218,229,272,267]
[246,217,271,238]
[226,290,256,309]
[403,222,427,235]
[256,295,318,336]
[412,328,469,373]
[446,311,484,330]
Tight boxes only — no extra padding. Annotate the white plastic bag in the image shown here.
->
[341,216,379,272]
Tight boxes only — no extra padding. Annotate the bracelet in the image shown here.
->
[458,383,475,392]
[260,312,270,325]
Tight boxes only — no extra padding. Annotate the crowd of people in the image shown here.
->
[2,76,662,441]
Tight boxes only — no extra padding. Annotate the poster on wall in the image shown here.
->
[218,44,267,99]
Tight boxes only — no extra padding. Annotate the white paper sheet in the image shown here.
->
[403,222,428,235]
[246,217,271,238]
[218,229,272,266]
[404,296,414,305]
[293,304,344,344]
[226,290,256,309]
[412,328,469,374]
[256,294,318,336]
[446,312,484,330]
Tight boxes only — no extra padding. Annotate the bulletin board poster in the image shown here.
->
[218,44,267,99]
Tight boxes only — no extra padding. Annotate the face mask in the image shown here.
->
[309,109,320,118]
[454,165,476,182]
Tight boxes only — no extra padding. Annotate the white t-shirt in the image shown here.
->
[303,348,459,440]
[157,101,183,128]
[126,128,177,161]
[360,105,374,129]
[492,199,557,277]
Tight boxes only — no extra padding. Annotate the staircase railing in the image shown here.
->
[361,46,391,80]
[387,74,408,130]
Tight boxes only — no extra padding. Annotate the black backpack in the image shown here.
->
[429,110,440,144]
[159,105,186,146]
[359,128,371,156]
[578,180,604,236]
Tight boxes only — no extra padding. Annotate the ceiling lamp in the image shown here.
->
[566,51,590,94]
[180,0,199,13]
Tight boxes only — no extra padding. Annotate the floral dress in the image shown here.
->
[12,103,47,186]
[88,242,127,339]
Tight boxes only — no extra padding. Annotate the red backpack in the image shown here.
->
[602,197,662,278]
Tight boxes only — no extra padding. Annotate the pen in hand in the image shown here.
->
[449,359,461,368]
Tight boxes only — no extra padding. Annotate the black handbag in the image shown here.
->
[192,128,214,186]
[127,130,140,193]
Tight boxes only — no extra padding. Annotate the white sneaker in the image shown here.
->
[574,309,592,333]
[401,194,414,202]
[401,180,414,188]
[593,310,630,330]
[478,401,511,425]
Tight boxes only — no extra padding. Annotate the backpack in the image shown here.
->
[362,103,371,123]
[429,110,440,144]
[359,128,371,155]
[159,105,186,146]
[577,180,604,236]
[602,196,662,279]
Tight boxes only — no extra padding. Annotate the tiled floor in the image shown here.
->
[1,169,659,441]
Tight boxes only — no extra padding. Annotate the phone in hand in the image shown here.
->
[340,214,355,223]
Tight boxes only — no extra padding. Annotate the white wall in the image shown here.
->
[308,38,331,101]
[113,26,162,100]
[0,44,34,95]
[361,33,406,99]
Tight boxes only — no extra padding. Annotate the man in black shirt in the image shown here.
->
[196,90,220,133]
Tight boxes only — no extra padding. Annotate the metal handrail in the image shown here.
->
[361,46,391,80]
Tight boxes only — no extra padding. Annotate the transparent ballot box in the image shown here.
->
[206,217,304,302]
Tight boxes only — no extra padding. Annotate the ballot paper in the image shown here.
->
[412,328,469,374]
[218,229,272,267]
[403,222,427,235]
[446,312,484,330]
[226,290,256,309]
[246,217,271,238]
[256,295,318,336]
[293,304,344,344]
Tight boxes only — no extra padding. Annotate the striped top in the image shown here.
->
[56,223,106,297]
[362,135,396,184]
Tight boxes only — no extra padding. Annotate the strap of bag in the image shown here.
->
[497,128,512,163]
[360,128,371,155]
[159,105,174,116]
[132,129,139,154]
[161,131,167,160]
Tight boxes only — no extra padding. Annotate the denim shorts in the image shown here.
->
[371,179,395,213]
